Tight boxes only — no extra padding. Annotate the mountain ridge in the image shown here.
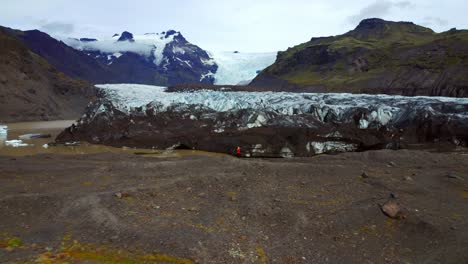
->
[251,18,468,97]
[0,26,95,122]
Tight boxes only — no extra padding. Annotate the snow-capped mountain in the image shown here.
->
[64,30,218,85]
[64,31,276,85]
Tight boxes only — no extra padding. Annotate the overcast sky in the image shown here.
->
[1,0,467,52]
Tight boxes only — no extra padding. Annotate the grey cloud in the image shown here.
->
[40,22,75,34]
[422,16,449,27]
[347,0,412,25]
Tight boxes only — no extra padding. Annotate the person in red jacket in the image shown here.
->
[236,146,241,156]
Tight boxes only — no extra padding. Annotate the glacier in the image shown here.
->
[208,51,276,85]
[94,84,468,125]
[57,84,468,157]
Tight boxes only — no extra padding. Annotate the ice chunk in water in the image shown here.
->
[5,140,32,147]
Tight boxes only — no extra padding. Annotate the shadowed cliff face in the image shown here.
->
[252,18,468,97]
[56,84,468,157]
[0,27,95,122]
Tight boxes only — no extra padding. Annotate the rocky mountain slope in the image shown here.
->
[0,27,95,122]
[7,27,112,84]
[4,26,275,86]
[57,84,468,157]
[64,30,218,85]
[252,18,468,97]
[64,32,276,86]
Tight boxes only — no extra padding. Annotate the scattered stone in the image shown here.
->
[114,192,131,199]
[361,172,369,178]
[387,161,397,167]
[381,198,405,219]
[188,207,198,212]
[446,173,462,180]
[403,176,413,181]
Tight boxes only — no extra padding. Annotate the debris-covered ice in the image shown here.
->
[58,83,468,157]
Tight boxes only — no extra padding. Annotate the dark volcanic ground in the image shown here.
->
[0,150,467,263]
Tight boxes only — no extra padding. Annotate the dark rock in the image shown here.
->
[117,31,134,42]
[361,172,369,178]
[446,173,462,180]
[165,30,177,38]
[79,38,97,42]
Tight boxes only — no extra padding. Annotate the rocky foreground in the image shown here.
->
[0,150,467,263]
[57,84,468,157]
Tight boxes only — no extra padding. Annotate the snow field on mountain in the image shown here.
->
[64,33,177,65]
[209,51,276,85]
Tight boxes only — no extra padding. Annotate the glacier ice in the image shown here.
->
[209,51,276,85]
[5,140,32,147]
[93,84,468,130]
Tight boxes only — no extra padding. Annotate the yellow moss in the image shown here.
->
[226,191,237,197]
[32,239,194,264]
[7,237,22,248]
[451,213,462,219]
[287,198,310,205]
[384,218,398,234]
[82,180,92,185]
[140,254,194,264]
[192,224,213,232]
[256,245,267,264]
[462,190,468,198]
[358,225,379,236]
[315,199,340,206]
